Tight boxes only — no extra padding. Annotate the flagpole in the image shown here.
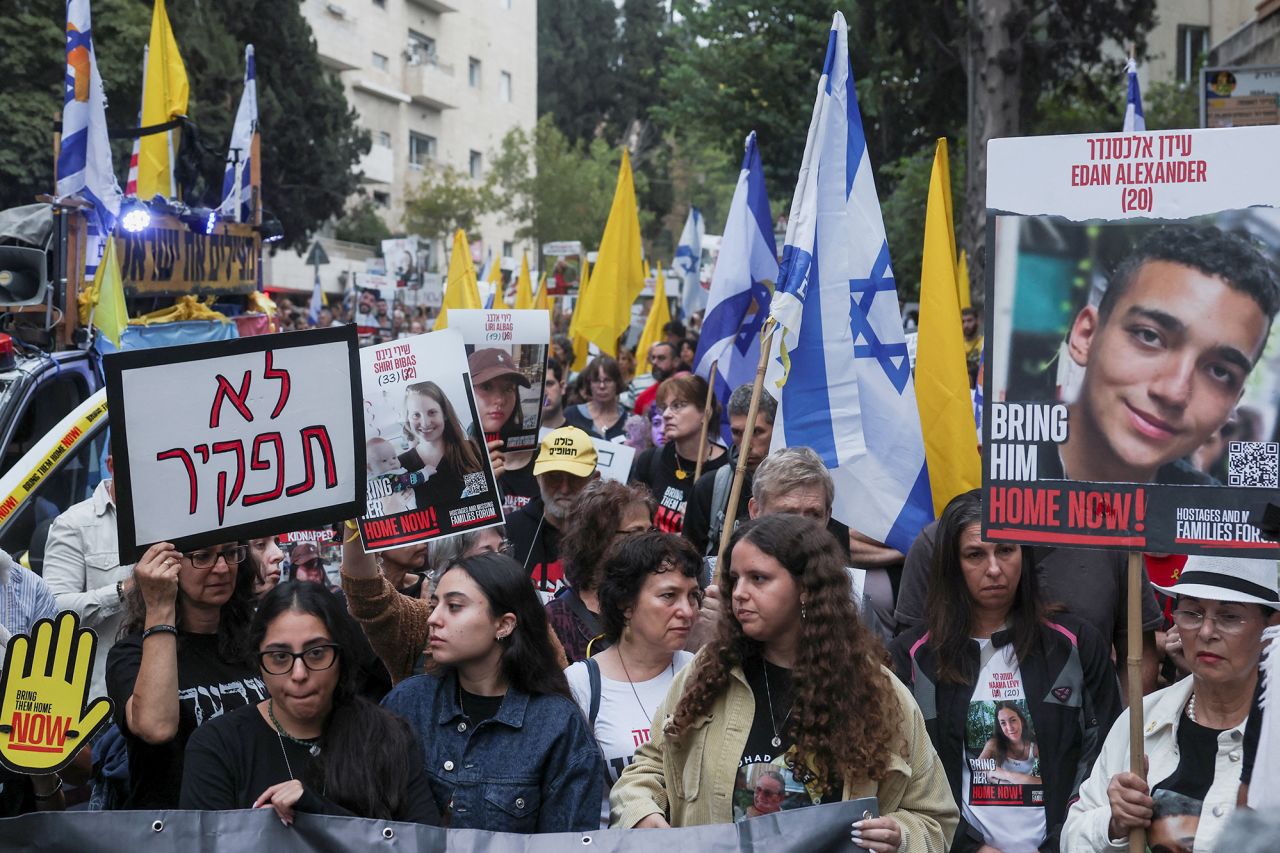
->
[693,359,718,482]
[715,319,776,569]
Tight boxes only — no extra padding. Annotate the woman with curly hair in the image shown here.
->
[610,514,957,851]
[546,479,654,662]
[889,490,1121,853]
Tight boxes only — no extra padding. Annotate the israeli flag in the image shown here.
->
[220,45,257,221]
[1123,58,1145,132]
[57,0,122,279]
[674,207,706,317]
[693,132,777,443]
[766,13,932,554]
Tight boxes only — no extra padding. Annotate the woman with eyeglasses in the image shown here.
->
[180,582,438,825]
[547,479,655,662]
[1064,555,1280,852]
[631,374,728,534]
[890,491,1121,853]
[563,355,628,441]
[106,541,264,809]
[381,551,604,831]
[565,531,702,826]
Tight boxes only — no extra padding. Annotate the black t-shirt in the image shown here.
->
[106,631,267,810]
[507,496,565,595]
[498,462,540,517]
[734,657,839,821]
[633,442,730,534]
[459,688,505,724]
[683,465,752,556]
[181,702,440,823]
[1154,715,1221,802]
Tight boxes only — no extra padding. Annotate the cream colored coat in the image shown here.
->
[610,655,958,852]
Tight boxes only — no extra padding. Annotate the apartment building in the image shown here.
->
[267,0,537,295]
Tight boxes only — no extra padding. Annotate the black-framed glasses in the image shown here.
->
[185,545,249,569]
[258,644,340,675]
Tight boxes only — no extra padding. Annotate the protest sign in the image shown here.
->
[593,437,637,483]
[983,125,1280,555]
[446,309,550,452]
[0,612,112,775]
[358,328,502,551]
[106,326,364,563]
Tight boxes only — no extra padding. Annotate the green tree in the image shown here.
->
[334,197,391,245]
[0,0,366,252]
[402,166,493,244]
[537,0,619,144]
[487,115,651,250]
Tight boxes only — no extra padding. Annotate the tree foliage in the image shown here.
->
[0,0,367,251]
[402,165,493,244]
[537,0,619,144]
[334,197,391,246]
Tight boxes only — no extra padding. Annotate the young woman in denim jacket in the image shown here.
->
[381,551,604,831]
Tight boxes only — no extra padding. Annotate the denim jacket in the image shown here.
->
[382,669,605,833]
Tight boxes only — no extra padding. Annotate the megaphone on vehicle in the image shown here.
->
[0,246,50,307]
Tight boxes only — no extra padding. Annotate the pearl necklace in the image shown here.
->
[1186,691,1197,723]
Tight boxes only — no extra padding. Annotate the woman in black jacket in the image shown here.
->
[889,490,1121,853]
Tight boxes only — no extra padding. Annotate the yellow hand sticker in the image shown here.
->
[0,611,113,774]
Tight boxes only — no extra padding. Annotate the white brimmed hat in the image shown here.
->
[1153,555,1280,610]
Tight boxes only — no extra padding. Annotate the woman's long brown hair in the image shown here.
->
[403,380,483,475]
[668,514,901,789]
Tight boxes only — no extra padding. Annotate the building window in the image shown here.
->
[1176,25,1209,83]
[409,132,437,168]
[468,57,482,88]
[469,150,483,179]
[502,241,514,258]
[376,130,392,148]
[373,191,390,208]
[371,52,389,71]
[499,71,512,102]
[407,30,437,66]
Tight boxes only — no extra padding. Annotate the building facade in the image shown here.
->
[267,0,537,295]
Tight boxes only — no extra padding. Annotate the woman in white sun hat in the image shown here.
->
[1062,555,1279,852]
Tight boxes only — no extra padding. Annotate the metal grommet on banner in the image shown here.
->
[151,820,164,833]
[580,836,593,845]
[382,827,395,840]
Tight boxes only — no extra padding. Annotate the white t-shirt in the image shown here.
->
[960,639,1047,853]
[565,650,695,827]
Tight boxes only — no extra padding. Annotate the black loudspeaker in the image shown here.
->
[0,245,50,306]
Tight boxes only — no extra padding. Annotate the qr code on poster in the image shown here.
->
[1228,441,1279,488]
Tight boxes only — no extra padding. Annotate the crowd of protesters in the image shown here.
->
[2,299,1277,853]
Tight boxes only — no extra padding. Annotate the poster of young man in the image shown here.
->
[444,309,550,452]
[358,328,502,551]
[983,125,1280,556]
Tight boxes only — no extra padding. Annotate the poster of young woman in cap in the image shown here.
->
[357,328,503,551]
[445,309,550,453]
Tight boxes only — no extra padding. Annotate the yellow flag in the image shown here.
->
[568,257,593,370]
[955,249,971,310]
[86,238,129,347]
[533,271,550,310]
[572,150,645,356]
[514,252,535,309]
[436,229,482,330]
[636,266,669,361]
[136,0,189,201]
[915,139,979,515]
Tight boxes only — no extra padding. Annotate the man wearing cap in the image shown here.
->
[1065,555,1280,852]
[506,426,599,599]
[470,347,540,516]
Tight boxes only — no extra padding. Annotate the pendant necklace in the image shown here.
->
[269,698,322,757]
[762,662,794,749]
[618,648,674,725]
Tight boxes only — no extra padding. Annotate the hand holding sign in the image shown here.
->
[0,612,113,774]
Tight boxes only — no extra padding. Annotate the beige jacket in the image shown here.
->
[610,654,958,851]
[1062,676,1246,853]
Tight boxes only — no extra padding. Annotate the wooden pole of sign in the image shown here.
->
[1126,550,1146,853]
[715,320,777,569]
[693,359,719,482]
